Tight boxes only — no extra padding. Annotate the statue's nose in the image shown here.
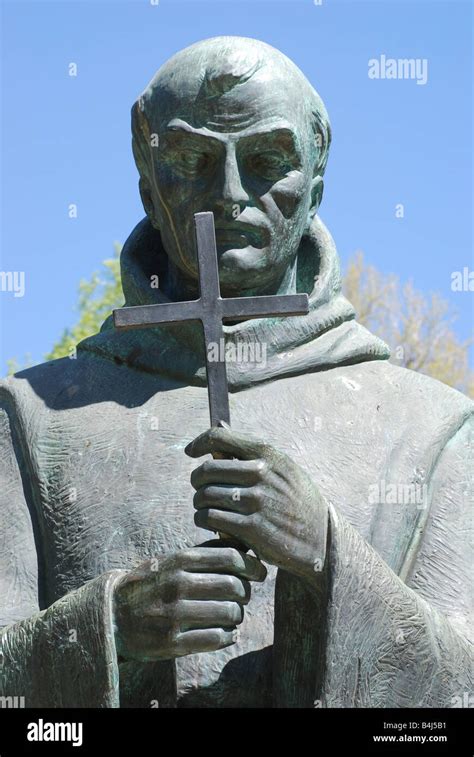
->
[220,144,250,207]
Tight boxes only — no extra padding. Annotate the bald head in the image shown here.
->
[132,36,331,187]
[130,37,332,298]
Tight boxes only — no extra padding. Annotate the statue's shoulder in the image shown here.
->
[377,361,473,411]
[0,348,180,425]
[338,360,473,429]
[295,359,473,428]
[0,353,96,417]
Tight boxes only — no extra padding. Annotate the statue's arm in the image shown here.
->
[320,415,473,707]
[0,401,126,707]
[186,417,472,707]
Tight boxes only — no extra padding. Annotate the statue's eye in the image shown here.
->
[246,151,291,181]
[174,149,211,176]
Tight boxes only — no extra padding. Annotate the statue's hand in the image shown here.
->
[186,425,329,582]
[113,545,266,662]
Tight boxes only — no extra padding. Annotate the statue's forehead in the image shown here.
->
[163,118,300,150]
[153,75,307,136]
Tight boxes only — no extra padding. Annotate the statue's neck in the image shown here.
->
[162,256,298,302]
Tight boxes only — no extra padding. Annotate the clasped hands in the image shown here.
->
[114,424,328,662]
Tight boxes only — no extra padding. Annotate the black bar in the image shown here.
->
[0,707,470,756]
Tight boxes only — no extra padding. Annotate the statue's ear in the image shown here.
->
[139,177,159,229]
[306,175,324,227]
[132,99,160,229]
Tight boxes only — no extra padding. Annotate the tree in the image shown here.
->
[45,243,123,361]
[343,251,473,397]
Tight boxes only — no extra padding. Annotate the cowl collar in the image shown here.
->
[79,215,389,389]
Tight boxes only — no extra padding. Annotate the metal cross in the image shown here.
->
[113,212,309,427]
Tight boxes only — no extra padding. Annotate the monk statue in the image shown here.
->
[1,36,472,708]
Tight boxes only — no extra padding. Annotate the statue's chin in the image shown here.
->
[218,244,266,272]
[217,244,287,295]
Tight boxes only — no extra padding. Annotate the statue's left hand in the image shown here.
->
[185,424,328,582]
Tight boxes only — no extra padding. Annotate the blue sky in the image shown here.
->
[1,0,472,375]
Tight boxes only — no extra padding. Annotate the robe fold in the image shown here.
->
[1,216,472,707]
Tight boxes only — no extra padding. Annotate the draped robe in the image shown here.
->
[1,217,472,707]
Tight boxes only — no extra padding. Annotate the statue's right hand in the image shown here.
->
[113,546,267,661]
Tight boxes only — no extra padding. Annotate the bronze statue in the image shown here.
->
[1,37,472,708]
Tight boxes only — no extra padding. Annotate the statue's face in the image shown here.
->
[143,75,321,295]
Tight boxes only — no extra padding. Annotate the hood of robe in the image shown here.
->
[78,215,390,389]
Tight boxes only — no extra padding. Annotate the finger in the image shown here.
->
[191,459,267,490]
[180,547,266,582]
[196,538,234,548]
[194,508,246,540]
[185,426,269,461]
[174,628,238,656]
[178,573,251,604]
[193,485,259,514]
[177,599,243,631]
[197,536,251,555]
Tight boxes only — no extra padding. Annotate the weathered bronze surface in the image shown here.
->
[0,37,472,708]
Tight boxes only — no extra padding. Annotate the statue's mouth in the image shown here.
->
[216,232,256,249]
[214,223,264,249]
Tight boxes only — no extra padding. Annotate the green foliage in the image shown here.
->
[6,356,33,376]
[44,243,124,361]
